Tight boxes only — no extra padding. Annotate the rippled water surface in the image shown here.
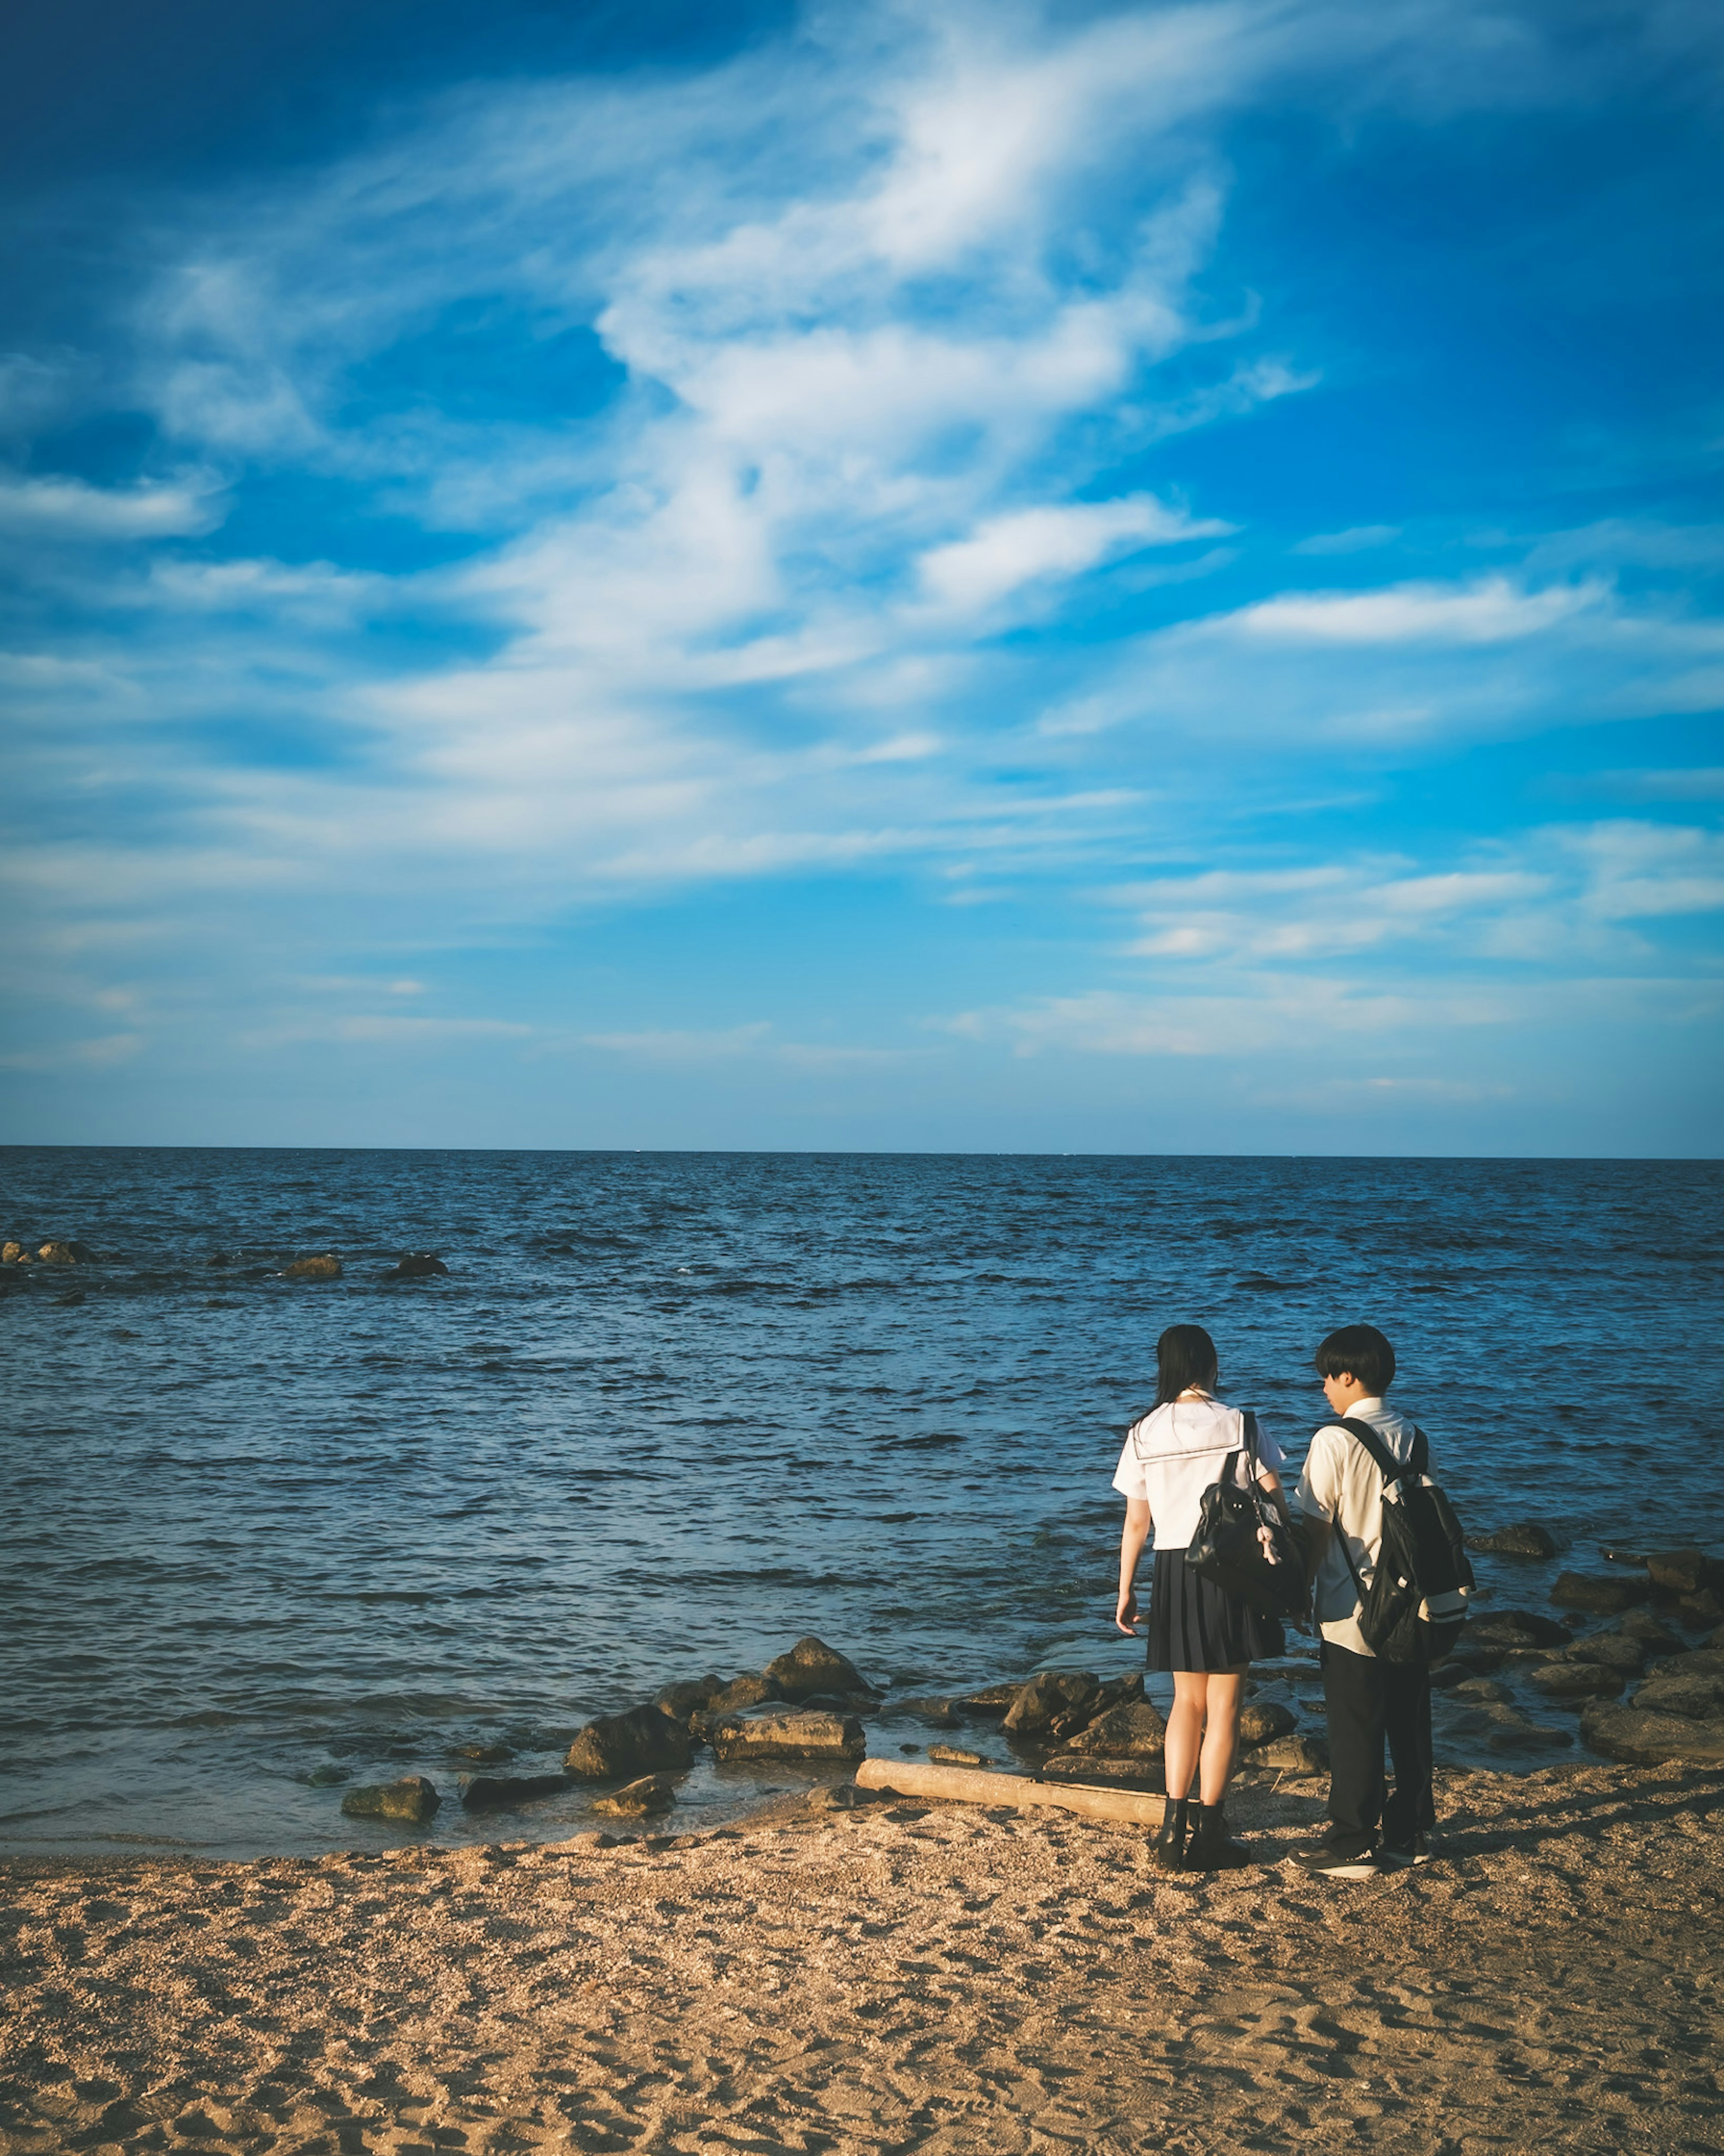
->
[4,1148,1720,1856]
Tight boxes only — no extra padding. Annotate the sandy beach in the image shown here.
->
[3,1758,1720,2155]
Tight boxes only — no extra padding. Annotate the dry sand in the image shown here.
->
[3,1761,1720,2155]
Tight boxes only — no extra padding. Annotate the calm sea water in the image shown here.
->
[3,1149,1720,1858]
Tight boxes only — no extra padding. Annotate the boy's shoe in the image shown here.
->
[1380,1832,1437,1869]
[1285,1838,1384,1879]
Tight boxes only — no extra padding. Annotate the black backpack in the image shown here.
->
[1333,1418,1474,1666]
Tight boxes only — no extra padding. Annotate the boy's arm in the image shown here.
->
[1296,1429,1343,1584]
[1116,1498,1152,1634]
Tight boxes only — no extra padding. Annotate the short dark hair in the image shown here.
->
[1154,1323,1219,1407]
[1314,1324,1396,1395]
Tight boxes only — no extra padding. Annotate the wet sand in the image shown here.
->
[3,1760,1720,2155]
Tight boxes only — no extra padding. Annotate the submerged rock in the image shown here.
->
[954,1681,1032,1716]
[1552,1571,1650,1614]
[1451,1677,1513,1702]
[762,1636,875,1701]
[1527,1662,1625,1701]
[383,1253,449,1279]
[340,1775,440,1824]
[453,1742,515,1763]
[592,1772,681,1818]
[1581,1699,1724,1767]
[1646,1548,1718,1597]
[1466,1522,1559,1559]
[1467,1609,1571,1648]
[926,1745,988,1767]
[282,1254,343,1281]
[1617,1609,1687,1655]
[1564,1632,1645,1674]
[1680,1589,1724,1625]
[38,1240,94,1265]
[458,1772,576,1810]
[708,1711,865,1764]
[1486,1720,1574,1751]
[565,1705,693,1781]
[1632,1651,1724,1721]
[893,1696,965,1729]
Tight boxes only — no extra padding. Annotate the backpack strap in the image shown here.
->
[1240,1409,1262,1473]
[1338,1415,1415,1487]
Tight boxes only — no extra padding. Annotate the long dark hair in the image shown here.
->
[1153,1323,1219,1407]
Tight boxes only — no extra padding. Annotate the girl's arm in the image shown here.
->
[1116,1497,1152,1635]
[1255,1464,1293,1525]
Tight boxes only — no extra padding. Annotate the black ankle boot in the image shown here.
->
[1186,1802,1252,1870]
[1152,1795,1190,1872]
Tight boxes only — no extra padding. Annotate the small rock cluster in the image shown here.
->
[1438,1535,1724,1763]
[2,1238,95,1265]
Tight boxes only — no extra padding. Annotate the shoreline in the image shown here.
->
[4,1759,1720,2155]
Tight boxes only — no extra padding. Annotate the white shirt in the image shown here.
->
[1112,1393,1286,1551]
[1294,1396,1421,1657]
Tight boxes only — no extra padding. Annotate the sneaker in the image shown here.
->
[1380,1832,1437,1869]
[1286,1839,1384,1879]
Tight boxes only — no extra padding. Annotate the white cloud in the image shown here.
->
[1228,575,1606,646]
[1292,524,1402,555]
[917,494,1231,612]
[0,475,224,540]
[584,1022,910,1069]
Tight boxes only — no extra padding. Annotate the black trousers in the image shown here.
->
[1320,1640,1434,1854]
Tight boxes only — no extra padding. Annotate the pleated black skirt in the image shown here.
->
[1147,1548,1284,1672]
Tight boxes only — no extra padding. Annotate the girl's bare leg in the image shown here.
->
[1198,1669,1246,1805]
[1164,1671,1208,1800]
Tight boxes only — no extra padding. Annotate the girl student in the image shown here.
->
[1113,1323,1295,1871]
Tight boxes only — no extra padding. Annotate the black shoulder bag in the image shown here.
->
[1185,1412,1304,1619]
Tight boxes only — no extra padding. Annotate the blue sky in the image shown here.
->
[2,0,1721,1153]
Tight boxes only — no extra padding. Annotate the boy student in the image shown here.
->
[1287,1324,1437,1879]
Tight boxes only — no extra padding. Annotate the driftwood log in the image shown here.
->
[854,1757,1165,1826]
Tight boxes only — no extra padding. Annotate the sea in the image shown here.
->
[3,1148,1720,1860]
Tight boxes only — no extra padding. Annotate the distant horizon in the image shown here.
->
[3,1,1720,1157]
[4,1141,1718,1163]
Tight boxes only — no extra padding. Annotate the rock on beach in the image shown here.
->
[1552,1571,1650,1614]
[1467,1609,1571,1649]
[565,1706,693,1781]
[762,1636,875,1701]
[708,1711,865,1764]
[459,1772,577,1810]
[1581,1699,1724,1768]
[1466,1522,1559,1558]
[1528,1662,1625,1701]
[1058,1699,1166,1759]
[1238,1702,1299,1749]
[592,1772,682,1818]
[339,1775,440,1824]
[655,1676,726,1722]
[1646,1548,1720,1597]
